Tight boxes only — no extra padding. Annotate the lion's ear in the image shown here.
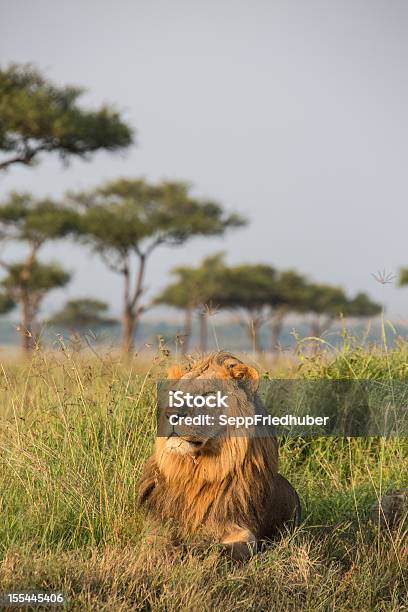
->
[167,365,185,379]
[229,363,259,391]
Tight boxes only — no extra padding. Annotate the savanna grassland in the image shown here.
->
[0,339,407,611]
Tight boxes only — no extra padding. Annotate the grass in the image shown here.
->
[0,340,407,611]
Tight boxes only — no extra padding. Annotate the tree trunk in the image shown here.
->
[121,253,146,354]
[270,307,287,353]
[17,250,39,354]
[183,306,193,353]
[247,319,261,353]
[199,310,207,353]
[122,305,135,353]
[20,291,32,353]
[31,321,41,350]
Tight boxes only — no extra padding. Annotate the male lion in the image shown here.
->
[138,351,300,560]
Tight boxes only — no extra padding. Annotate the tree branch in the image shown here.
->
[99,250,126,274]
[0,143,50,170]
[0,153,33,170]
[129,252,146,310]
[123,257,130,311]
[144,236,164,258]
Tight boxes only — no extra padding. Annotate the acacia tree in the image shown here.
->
[269,270,309,352]
[342,292,382,320]
[305,284,381,338]
[67,180,245,351]
[154,253,226,352]
[2,261,70,349]
[0,193,78,351]
[214,264,278,353]
[192,254,229,352]
[0,60,132,352]
[48,298,116,332]
[155,269,197,350]
[0,64,133,171]
[305,284,349,338]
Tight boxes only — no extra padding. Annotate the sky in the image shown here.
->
[1,0,407,320]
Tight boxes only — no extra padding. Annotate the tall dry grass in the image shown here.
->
[0,339,406,610]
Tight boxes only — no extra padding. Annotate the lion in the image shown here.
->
[138,351,301,560]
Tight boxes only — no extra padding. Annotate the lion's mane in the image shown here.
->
[138,351,300,543]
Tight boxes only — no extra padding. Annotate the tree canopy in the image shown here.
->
[216,264,278,313]
[0,192,79,246]
[69,179,245,259]
[304,284,381,320]
[154,253,227,351]
[2,261,70,295]
[156,254,382,352]
[2,260,71,349]
[303,283,349,318]
[155,253,227,311]
[67,179,246,350]
[0,64,133,171]
[48,298,116,331]
[343,292,382,318]
[399,268,408,287]
[0,192,79,350]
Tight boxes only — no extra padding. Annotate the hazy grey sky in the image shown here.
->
[1,0,407,318]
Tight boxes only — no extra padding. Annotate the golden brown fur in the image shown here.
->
[138,351,300,559]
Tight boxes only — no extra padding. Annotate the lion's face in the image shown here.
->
[156,352,260,459]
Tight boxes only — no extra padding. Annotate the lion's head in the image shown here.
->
[154,351,278,485]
